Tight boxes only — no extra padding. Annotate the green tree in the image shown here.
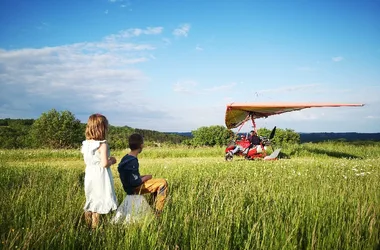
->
[107,126,134,149]
[258,127,300,145]
[0,119,34,149]
[189,125,233,146]
[30,109,83,148]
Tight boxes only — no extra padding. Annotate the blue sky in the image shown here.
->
[0,0,379,132]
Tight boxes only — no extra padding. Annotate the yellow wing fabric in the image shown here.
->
[225,103,364,129]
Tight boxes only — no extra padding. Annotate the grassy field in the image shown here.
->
[0,142,379,249]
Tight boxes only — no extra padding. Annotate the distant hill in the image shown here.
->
[299,132,380,143]
[0,118,189,149]
[166,132,193,137]
[1,118,379,149]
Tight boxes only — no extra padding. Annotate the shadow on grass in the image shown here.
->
[348,141,380,146]
[304,147,362,159]
[278,152,291,159]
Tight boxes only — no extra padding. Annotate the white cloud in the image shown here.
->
[173,81,237,95]
[105,9,109,14]
[173,80,198,94]
[0,27,173,125]
[204,82,237,92]
[332,56,344,62]
[366,115,379,119]
[162,38,171,45]
[36,22,49,30]
[109,0,131,10]
[195,44,203,51]
[172,24,191,37]
[104,27,163,43]
[255,84,320,94]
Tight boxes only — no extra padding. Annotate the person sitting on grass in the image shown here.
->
[118,134,168,215]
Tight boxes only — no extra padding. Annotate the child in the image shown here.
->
[81,114,118,228]
[118,133,168,214]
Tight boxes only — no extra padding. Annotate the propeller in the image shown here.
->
[269,126,277,140]
[268,126,276,151]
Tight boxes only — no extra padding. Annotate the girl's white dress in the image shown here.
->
[81,140,118,214]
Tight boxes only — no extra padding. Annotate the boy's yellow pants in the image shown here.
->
[134,178,168,212]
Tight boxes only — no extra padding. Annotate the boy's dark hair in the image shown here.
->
[129,133,144,150]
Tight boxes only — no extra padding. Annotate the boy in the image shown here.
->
[118,133,168,214]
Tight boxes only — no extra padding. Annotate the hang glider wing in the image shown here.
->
[225,103,364,129]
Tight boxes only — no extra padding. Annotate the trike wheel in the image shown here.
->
[225,153,233,161]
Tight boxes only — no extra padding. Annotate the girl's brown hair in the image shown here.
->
[85,114,109,140]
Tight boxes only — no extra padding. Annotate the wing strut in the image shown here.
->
[235,113,257,134]
[250,115,257,133]
[236,115,250,133]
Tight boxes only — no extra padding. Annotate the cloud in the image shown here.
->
[366,115,379,119]
[117,0,132,8]
[195,44,203,51]
[0,26,173,126]
[105,9,109,14]
[172,24,191,37]
[255,84,320,94]
[173,80,198,94]
[204,82,237,92]
[173,81,237,95]
[162,38,171,46]
[332,56,344,62]
[105,27,163,42]
[36,22,50,30]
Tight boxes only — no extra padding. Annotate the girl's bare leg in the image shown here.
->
[91,212,100,229]
[84,211,92,228]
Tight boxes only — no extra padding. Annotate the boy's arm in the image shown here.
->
[128,169,143,187]
[141,175,152,182]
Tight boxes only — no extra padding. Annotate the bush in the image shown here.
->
[258,127,300,145]
[0,120,34,149]
[187,125,234,147]
[30,109,83,149]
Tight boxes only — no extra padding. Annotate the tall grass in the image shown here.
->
[0,143,379,249]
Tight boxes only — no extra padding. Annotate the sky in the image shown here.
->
[0,0,379,133]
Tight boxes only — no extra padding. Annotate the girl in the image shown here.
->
[81,114,118,229]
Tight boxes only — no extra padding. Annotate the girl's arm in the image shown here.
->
[99,143,116,168]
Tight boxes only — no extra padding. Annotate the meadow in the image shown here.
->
[0,142,379,249]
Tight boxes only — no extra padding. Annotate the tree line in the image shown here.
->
[0,109,301,149]
[0,109,187,149]
[182,126,300,147]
